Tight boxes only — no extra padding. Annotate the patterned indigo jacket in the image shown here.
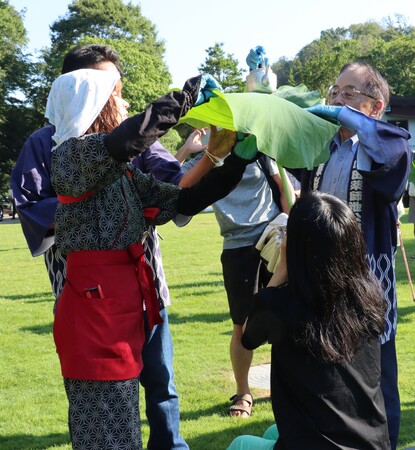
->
[51,78,249,256]
[308,107,411,343]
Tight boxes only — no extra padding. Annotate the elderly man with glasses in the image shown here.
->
[304,61,411,450]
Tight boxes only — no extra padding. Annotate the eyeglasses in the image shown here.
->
[328,85,376,101]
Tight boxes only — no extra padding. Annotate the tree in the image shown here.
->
[198,42,245,93]
[29,0,171,117]
[0,1,32,194]
[290,39,344,93]
[22,0,184,155]
[0,1,28,105]
[271,56,293,87]
[80,36,171,113]
[366,36,415,96]
[285,17,415,97]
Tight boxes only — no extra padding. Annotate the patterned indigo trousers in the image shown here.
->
[64,377,142,450]
[44,243,67,304]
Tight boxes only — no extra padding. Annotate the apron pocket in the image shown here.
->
[75,296,141,360]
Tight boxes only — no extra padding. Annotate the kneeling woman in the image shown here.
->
[47,68,255,449]
[227,192,390,450]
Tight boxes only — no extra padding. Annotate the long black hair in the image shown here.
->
[286,192,384,363]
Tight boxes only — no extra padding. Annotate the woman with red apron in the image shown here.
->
[47,68,256,449]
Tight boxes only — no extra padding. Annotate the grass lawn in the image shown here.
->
[0,212,414,449]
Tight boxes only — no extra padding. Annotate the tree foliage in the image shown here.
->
[271,56,293,87]
[79,36,171,114]
[198,42,245,93]
[273,16,415,97]
[365,36,415,96]
[0,1,33,193]
[2,8,415,193]
[30,0,171,116]
[0,0,28,101]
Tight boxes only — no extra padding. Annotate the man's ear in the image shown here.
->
[370,99,384,118]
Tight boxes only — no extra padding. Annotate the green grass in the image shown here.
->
[1,213,414,449]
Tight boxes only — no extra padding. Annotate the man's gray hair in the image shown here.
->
[340,61,390,116]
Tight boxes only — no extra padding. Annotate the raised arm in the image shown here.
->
[105,75,223,162]
[174,129,207,164]
[178,126,235,188]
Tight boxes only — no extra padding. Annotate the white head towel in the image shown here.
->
[45,68,120,148]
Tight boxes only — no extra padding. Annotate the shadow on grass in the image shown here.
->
[171,289,225,298]
[169,311,229,324]
[397,304,415,323]
[399,400,415,448]
[206,271,223,278]
[0,246,26,252]
[0,432,69,450]
[21,323,53,335]
[3,292,53,302]
[169,280,223,291]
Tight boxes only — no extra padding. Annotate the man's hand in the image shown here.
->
[305,105,342,122]
[175,129,208,164]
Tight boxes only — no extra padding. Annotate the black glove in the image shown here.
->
[105,77,202,161]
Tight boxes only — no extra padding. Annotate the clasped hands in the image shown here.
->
[206,128,258,161]
[181,126,260,165]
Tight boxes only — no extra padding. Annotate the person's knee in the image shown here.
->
[227,434,276,450]
[263,424,279,440]
[232,324,244,339]
[226,435,252,450]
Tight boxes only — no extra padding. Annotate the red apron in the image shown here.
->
[53,243,162,381]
